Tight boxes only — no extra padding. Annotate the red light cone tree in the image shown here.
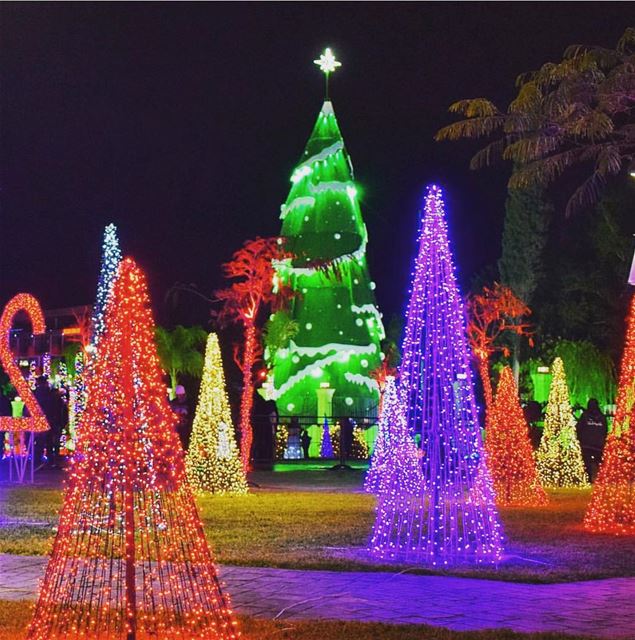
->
[186,333,248,495]
[585,293,635,533]
[536,357,588,488]
[27,258,238,640]
[488,366,548,506]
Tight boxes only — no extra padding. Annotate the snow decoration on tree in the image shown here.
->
[370,185,503,566]
[536,357,589,488]
[186,333,248,495]
[27,258,239,640]
[91,223,122,346]
[585,292,635,533]
[269,52,384,417]
[487,366,548,506]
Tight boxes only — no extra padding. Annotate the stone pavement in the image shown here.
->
[1,553,633,638]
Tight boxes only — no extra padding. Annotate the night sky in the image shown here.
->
[1,3,632,328]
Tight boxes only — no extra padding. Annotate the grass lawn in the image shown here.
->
[0,600,594,640]
[1,468,635,582]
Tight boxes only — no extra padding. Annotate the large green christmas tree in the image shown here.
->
[268,50,384,417]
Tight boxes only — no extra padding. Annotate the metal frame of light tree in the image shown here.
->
[0,294,49,484]
[370,185,503,565]
[584,292,635,533]
[27,258,238,640]
[536,357,589,488]
[186,333,248,495]
[488,366,548,506]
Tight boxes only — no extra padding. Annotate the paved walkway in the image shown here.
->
[1,553,633,638]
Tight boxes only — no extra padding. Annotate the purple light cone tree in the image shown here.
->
[370,185,504,566]
[320,416,334,458]
[364,376,421,495]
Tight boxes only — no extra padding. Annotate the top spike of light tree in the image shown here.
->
[27,258,238,640]
[268,49,384,417]
[186,333,248,495]
[215,237,291,472]
[370,185,503,566]
[488,366,548,506]
[536,357,589,488]
[364,375,421,495]
[585,288,635,533]
[91,223,122,346]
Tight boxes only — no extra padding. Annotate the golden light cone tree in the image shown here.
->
[585,293,635,533]
[186,333,248,495]
[487,366,548,506]
[27,258,238,640]
[536,357,589,488]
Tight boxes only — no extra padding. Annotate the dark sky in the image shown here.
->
[1,3,631,328]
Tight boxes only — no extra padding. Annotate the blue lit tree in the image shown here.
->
[92,223,122,345]
[370,185,503,566]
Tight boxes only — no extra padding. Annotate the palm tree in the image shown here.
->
[155,325,207,398]
[435,28,635,216]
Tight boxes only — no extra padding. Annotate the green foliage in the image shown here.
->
[263,311,299,365]
[532,182,633,360]
[154,325,207,386]
[436,28,635,216]
[61,342,82,379]
[499,183,553,306]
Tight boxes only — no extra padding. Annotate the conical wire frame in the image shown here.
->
[27,258,238,640]
[370,186,503,566]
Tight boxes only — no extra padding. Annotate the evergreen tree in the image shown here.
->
[536,357,588,488]
[186,333,248,495]
[487,367,548,506]
[498,182,552,378]
[270,100,384,417]
[27,258,238,640]
[370,186,503,565]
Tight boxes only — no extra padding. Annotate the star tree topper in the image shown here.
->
[314,47,341,99]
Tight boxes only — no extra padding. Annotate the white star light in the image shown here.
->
[314,48,341,74]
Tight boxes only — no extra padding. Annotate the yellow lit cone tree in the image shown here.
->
[186,333,248,495]
[536,357,589,488]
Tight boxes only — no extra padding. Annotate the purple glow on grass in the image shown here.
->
[370,185,503,566]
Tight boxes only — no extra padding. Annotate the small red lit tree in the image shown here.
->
[27,258,238,640]
[466,283,532,412]
[215,237,290,471]
[488,366,548,506]
[584,292,635,533]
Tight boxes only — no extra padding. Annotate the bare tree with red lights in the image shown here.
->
[215,237,290,472]
[466,283,532,411]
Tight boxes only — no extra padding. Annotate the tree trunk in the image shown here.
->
[511,332,521,386]
[477,356,493,412]
[169,370,178,400]
[239,322,257,472]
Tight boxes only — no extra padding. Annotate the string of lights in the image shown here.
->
[27,258,239,640]
[370,185,503,566]
[536,357,588,488]
[186,333,248,495]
